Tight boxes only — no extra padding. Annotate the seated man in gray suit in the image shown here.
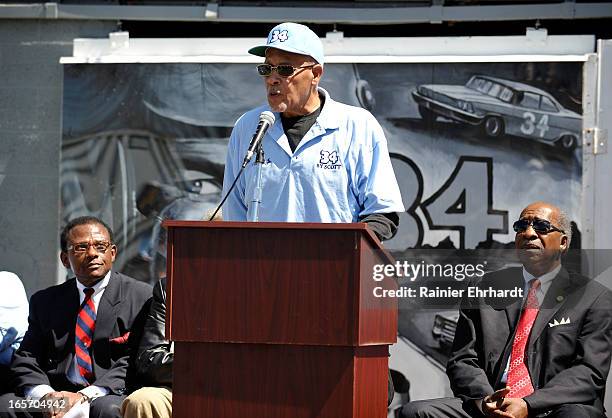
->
[399,201,611,418]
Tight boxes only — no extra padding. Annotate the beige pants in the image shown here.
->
[121,387,172,418]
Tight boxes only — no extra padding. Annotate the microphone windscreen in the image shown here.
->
[260,111,275,125]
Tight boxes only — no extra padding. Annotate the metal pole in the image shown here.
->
[247,143,265,222]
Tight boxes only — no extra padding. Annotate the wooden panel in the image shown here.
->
[169,227,358,345]
[173,342,388,418]
[163,221,394,264]
[166,223,396,346]
[357,234,398,345]
[165,228,174,340]
[353,346,389,417]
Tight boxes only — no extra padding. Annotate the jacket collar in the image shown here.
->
[266,87,340,156]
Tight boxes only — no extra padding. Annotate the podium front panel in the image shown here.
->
[165,222,396,418]
[165,222,396,346]
[168,225,357,345]
[173,342,388,418]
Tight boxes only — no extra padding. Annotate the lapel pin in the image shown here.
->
[556,295,564,303]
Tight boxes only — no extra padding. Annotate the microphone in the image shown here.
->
[242,111,275,168]
[208,111,275,221]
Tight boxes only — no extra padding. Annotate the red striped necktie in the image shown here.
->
[507,278,540,398]
[75,287,96,383]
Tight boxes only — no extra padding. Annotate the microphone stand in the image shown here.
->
[247,142,265,222]
[209,111,274,222]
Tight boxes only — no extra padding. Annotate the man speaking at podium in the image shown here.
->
[221,22,405,406]
[221,22,404,242]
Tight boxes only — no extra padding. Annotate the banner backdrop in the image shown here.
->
[62,61,583,399]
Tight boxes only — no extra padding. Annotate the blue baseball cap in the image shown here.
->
[248,22,325,65]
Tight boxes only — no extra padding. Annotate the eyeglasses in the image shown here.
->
[68,241,112,254]
[512,218,565,235]
[256,63,316,77]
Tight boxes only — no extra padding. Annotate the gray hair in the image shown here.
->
[556,208,572,248]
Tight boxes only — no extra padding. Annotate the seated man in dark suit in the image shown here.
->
[0,216,151,418]
[399,201,612,418]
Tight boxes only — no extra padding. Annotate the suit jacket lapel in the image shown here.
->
[503,266,525,330]
[529,268,572,346]
[62,280,81,376]
[505,297,523,331]
[93,271,122,341]
[68,279,81,323]
[495,270,525,387]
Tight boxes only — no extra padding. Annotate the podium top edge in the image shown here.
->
[163,220,388,252]
[163,220,370,231]
[164,220,396,264]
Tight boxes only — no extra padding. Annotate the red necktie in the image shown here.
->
[75,287,96,383]
[507,278,540,398]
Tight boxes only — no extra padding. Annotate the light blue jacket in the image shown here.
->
[222,88,404,222]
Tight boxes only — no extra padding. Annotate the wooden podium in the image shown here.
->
[164,221,397,418]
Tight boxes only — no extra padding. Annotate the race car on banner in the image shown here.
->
[412,74,581,151]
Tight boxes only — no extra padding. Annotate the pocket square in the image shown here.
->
[109,332,130,344]
[548,317,571,328]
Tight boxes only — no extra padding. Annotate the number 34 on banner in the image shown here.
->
[388,154,508,250]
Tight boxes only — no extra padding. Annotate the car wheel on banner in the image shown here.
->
[353,64,376,112]
[557,134,578,152]
[482,116,505,138]
[355,80,376,112]
[418,106,437,125]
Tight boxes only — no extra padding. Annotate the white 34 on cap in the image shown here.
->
[248,22,325,65]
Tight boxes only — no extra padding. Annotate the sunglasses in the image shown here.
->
[256,63,316,77]
[512,218,565,234]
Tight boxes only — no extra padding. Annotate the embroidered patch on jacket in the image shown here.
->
[317,150,342,170]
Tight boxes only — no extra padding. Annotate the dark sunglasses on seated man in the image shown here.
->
[513,218,565,234]
[256,63,316,77]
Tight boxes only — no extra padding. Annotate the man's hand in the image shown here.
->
[497,397,529,418]
[482,388,513,418]
[482,388,530,418]
[40,391,85,418]
[40,392,64,418]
